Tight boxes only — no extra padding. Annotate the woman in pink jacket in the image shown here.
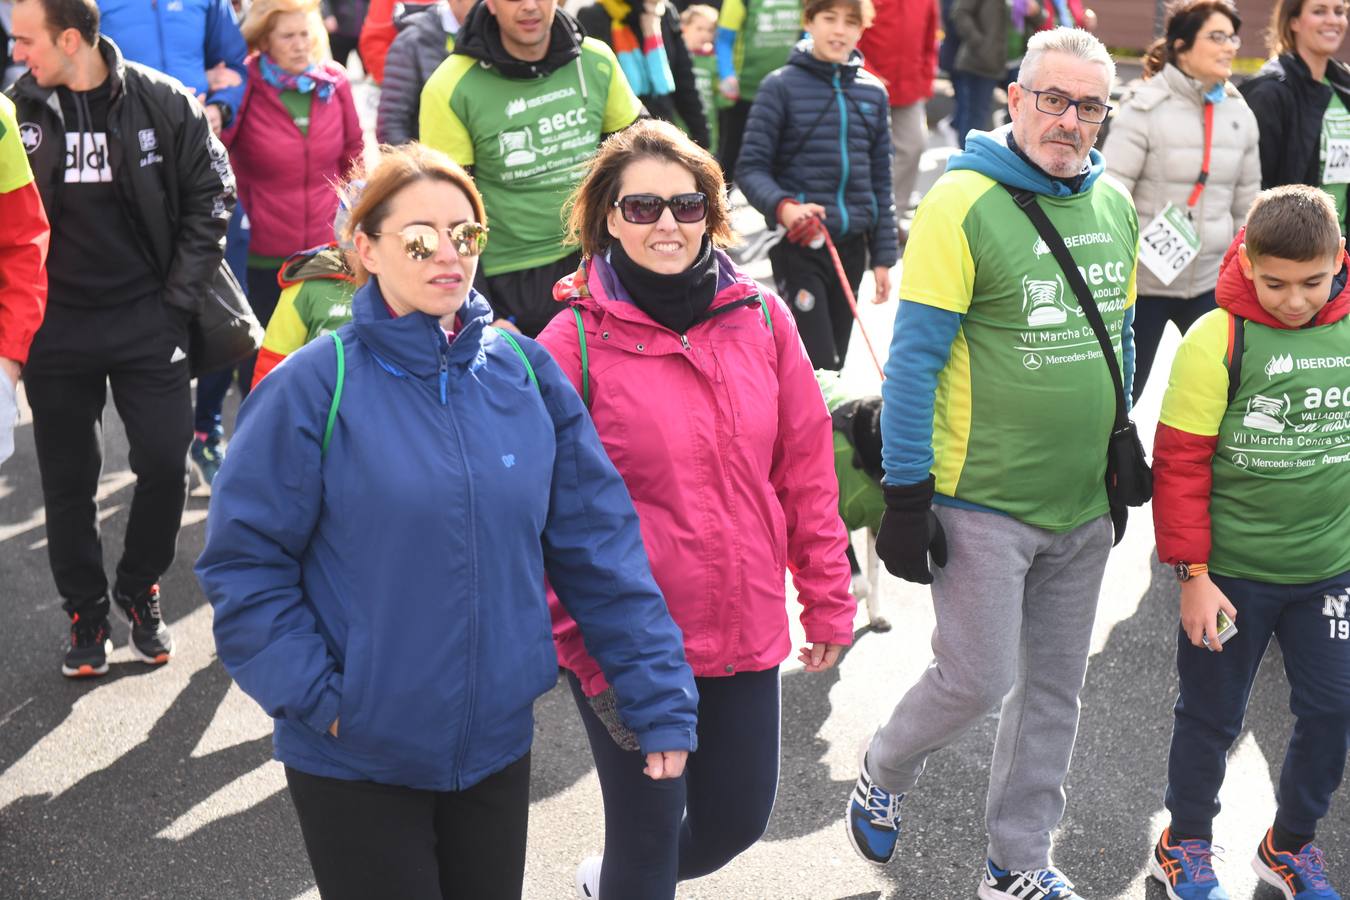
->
[537,119,855,900]
[227,0,363,388]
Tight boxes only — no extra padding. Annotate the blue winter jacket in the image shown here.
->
[196,282,699,791]
[737,40,900,268]
[99,0,248,124]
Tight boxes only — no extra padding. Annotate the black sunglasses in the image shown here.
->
[370,222,489,260]
[613,192,709,225]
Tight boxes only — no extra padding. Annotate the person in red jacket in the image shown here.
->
[857,0,936,241]
[229,0,364,390]
[357,0,435,83]
[0,92,49,468]
[1151,185,1350,900]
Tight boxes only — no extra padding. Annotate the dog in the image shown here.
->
[818,372,890,632]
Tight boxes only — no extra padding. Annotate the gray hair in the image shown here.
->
[1019,27,1116,93]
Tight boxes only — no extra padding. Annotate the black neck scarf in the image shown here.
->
[609,235,718,334]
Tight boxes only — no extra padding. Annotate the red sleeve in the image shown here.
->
[1152,422,1217,566]
[0,181,50,365]
[251,346,286,390]
[358,0,398,85]
[922,0,939,82]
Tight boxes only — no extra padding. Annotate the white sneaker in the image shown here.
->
[575,855,602,899]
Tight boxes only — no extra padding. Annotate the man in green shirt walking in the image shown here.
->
[421,0,642,336]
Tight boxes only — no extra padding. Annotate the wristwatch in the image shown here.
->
[1175,562,1209,583]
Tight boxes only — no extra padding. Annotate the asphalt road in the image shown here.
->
[2,105,1346,900]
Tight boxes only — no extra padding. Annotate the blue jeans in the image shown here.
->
[569,666,781,900]
[1166,570,1350,836]
[952,71,998,149]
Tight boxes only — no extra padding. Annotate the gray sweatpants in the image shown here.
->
[866,505,1112,870]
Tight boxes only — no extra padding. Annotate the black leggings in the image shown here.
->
[569,666,781,900]
[285,754,531,900]
[769,234,869,371]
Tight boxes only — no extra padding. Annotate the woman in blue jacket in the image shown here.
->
[195,143,699,900]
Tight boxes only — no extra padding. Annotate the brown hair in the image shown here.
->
[1244,184,1342,263]
[340,143,488,283]
[241,0,329,60]
[564,119,735,259]
[13,0,99,44]
[1142,0,1240,78]
[802,0,875,27]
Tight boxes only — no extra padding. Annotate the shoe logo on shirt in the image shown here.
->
[64,133,112,183]
[170,346,187,364]
[501,454,516,468]
[19,122,41,154]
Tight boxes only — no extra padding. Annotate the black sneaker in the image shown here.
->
[114,584,174,665]
[62,612,112,678]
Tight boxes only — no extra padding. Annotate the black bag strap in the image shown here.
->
[1002,184,1129,432]
[1225,312,1245,405]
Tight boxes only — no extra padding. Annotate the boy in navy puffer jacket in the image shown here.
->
[736,0,898,371]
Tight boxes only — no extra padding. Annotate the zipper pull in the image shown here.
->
[438,346,449,406]
[680,333,691,350]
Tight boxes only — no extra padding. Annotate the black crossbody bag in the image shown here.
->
[1002,185,1152,544]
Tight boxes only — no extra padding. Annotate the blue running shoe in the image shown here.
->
[1253,829,1341,899]
[978,860,1083,900]
[845,751,903,865]
[189,434,225,493]
[1148,828,1229,900]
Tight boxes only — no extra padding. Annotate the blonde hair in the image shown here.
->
[680,4,718,27]
[340,143,488,284]
[241,0,330,62]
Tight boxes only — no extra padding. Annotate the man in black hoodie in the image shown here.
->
[8,0,234,677]
[420,0,643,336]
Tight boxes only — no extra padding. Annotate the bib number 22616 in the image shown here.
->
[1138,202,1201,286]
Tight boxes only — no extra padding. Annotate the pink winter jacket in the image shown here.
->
[223,56,363,258]
[537,251,855,697]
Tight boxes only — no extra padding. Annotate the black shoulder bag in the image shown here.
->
[1002,185,1152,544]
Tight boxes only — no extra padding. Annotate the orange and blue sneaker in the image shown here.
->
[1253,829,1341,899]
[1148,828,1228,900]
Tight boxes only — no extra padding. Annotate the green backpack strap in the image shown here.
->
[495,327,540,391]
[322,332,345,459]
[572,306,590,408]
[758,292,773,335]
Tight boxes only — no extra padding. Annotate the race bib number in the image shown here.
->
[1325,137,1350,185]
[1138,202,1201,286]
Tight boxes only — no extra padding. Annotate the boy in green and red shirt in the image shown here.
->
[1151,184,1350,900]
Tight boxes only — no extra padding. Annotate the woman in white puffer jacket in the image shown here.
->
[1104,0,1260,402]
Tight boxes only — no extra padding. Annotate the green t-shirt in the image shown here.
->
[1320,82,1350,233]
[899,169,1140,531]
[1210,314,1350,582]
[677,51,721,150]
[718,0,801,100]
[419,40,643,277]
[280,89,313,136]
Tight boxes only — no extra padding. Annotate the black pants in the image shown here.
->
[24,295,193,616]
[285,754,531,900]
[568,667,780,900]
[329,33,363,72]
[717,99,753,185]
[769,233,868,371]
[475,251,580,338]
[1166,571,1350,837]
[1130,290,1217,403]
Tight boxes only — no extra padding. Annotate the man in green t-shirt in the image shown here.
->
[844,28,1138,899]
[420,0,642,336]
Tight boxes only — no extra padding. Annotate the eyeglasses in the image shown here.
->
[370,222,489,260]
[1019,87,1113,124]
[1202,30,1241,47]
[613,192,709,225]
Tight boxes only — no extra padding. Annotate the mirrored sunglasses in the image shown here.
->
[372,222,489,260]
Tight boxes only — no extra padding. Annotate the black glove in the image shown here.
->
[875,475,949,584]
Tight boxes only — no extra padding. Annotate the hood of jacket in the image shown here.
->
[947,123,1105,198]
[452,2,582,78]
[348,276,498,380]
[11,35,127,106]
[786,40,864,84]
[551,247,763,329]
[1215,227,1350,328]
[279,244,355,287]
